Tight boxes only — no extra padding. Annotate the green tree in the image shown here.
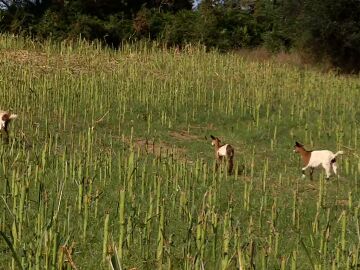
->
[299,0,360,72]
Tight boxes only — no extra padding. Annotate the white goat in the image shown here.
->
[210,135,235,174]
[294,141,343,180]
[0,110,18,137]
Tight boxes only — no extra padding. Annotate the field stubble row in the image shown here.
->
[0,35,360,269]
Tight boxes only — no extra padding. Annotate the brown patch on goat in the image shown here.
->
[2,113,10,121]
[294,142,312,166]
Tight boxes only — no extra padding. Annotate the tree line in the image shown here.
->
[1,0,359,72]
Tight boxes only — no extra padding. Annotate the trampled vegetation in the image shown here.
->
[1,35,360,269]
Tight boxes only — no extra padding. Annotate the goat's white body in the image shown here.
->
[303,150,344,178]
[0,111,7,130]
[217,144,229,157]
[307,150,336,167]
[0,119,4,130]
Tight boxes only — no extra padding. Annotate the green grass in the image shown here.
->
[0,34,360,269]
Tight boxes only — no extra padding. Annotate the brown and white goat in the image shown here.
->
[0,110,18,137]
[294,141,343,180]
[210,135,234,174]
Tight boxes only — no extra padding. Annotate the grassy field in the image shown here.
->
[0,34,360,270]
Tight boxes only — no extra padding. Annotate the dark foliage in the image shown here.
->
[299,0,360,72]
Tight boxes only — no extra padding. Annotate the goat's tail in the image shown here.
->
[331,151,343,163]
[228,158,234,175]
[9,114,18,120]
[333,151,344,158]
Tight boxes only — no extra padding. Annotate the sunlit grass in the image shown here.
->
[0,34,360,269]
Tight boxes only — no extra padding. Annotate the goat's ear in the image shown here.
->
[295,141,302,147]
[210,135,215,140]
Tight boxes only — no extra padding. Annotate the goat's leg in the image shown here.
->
[309,167,314,180]
[1,128,9,144]
[322,163,331,180]
[301,165,309,179]
[215,156,222,171]
[332,162,338,177]
[228,157,234,175]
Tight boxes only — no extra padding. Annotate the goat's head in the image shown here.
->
[293,141,304,153]
[210,135,221,147]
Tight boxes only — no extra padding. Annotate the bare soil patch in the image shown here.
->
[134,138,186,158]
[169,130,201,141]
[336,199,349,207]
[119,136,188,161]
